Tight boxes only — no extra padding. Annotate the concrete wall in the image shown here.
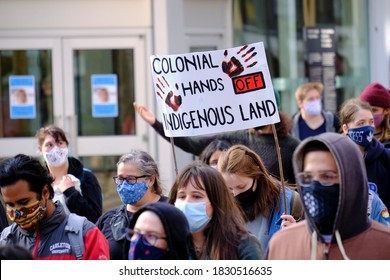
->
[0,0,151,29]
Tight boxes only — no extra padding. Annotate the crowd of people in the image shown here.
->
[0,81,390,260]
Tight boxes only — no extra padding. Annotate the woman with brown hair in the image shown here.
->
[169,161,262,260]
[36,125,102,223]
[339,98,390,209]
[218,144,304,253]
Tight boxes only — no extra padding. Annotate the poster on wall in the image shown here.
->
[150,42,280,137]
[91,74,118,118]
[305,26,337,112]
[9,75,36,119]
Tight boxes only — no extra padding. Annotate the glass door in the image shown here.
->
[0,36,148,158]
[62,37,148,156]
[0,38,62,156]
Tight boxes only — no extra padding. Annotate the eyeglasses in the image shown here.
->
[296,171,339,187]
[126,229,166,246]
[113,175,147,185]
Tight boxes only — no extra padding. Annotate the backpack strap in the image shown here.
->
[65,213,86,260]
[323,111,335,132]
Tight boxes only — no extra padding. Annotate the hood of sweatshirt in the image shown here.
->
[293,132,371,242]
[129,202,192,260]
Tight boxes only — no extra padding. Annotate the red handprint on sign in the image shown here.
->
[156,76,182,112]
[221,45,258,78]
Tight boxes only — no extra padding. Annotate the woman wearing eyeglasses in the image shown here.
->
[96,150,167,260]
[127,202,192,260]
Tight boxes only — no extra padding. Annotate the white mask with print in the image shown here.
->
[44,146,68,167]
[303,100,322,116]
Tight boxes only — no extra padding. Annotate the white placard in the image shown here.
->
[150,42,280,137]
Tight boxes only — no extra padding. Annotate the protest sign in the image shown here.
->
[150,42,279,137]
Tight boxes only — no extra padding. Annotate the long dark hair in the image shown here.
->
[168,161,248,259]
[198,139,232,165]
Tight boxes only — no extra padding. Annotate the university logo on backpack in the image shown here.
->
[1,213,87,260]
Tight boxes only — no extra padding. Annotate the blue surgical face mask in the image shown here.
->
[117,180,149,205]
[303,100,322,116]
[128,237,166,260]
[347,125,374,147]
[175,201,211,232]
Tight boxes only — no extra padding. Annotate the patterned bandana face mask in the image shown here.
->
[117,180,149,205]
[7,200,46,231]
[44,146,68,167]
[301,181,339,234]
[347,125,374,147]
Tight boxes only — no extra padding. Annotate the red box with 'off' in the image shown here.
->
[232,72,265,94]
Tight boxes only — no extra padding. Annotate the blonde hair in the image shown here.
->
[295,82,324,102]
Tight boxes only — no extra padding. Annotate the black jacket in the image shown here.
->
[152,120,299,183]
[96,196,167,260]
[62,157,103,223]
[364,138,390,209]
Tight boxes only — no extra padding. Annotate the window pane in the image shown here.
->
[233,0,370,115]
[73,49,136,136]
[0,50,53,137]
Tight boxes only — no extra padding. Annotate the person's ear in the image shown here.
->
[41,184,51,200]
[297,99,303,109]
[147,176,156,188]
[342,124,349,135]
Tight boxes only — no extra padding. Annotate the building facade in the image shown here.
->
[0,0,389,210]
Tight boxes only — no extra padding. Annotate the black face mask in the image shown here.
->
[301,181,340,235]
[235,180,256,213]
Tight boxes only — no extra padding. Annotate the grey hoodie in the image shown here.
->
[293,132,370,241]
[267,132,390,259]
